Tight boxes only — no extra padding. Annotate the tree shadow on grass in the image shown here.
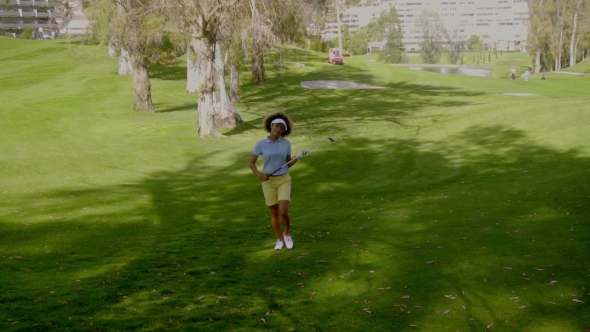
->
[227,53,487,138]
[156,102,197,113]
[228,77,484,138]
[148,63,186,81]
[1,122,589,330]
[0,45,69,61]
[55,39,86,46]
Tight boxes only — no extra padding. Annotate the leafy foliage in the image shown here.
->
[527,0,590,71]
[149,34,185,67]
[341,7,405,60]
[306,35,335,52]
[373,8,406,63]
[84,0,115,45]
[345,0,361,6]
[446,27,465,65]
[466,35,480,51]
[342,23,370,55]
[416,9,447,64]
[21,28,34,39]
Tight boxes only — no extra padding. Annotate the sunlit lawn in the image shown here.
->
[1,37,589,331]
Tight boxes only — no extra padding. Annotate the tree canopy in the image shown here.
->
[527,0,590,71]
[415,9,447,64]
[466,35,480,51]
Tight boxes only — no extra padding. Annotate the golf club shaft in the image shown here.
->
[307,137,330,152]
[268,157,298,176]
[267,137,334,176]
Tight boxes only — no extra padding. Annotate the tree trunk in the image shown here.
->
[108,42,117,58]
[131,56,155,112]
[186,46,199,94]
[191,29,241,137]
[230,60,240,104]
[535,48,542,73]
[191,32,219,137]
[212,39,243,128]
[556,26,564,70]
[529,0,550,73]
[251,49,265,85]
[555,0,568,71]
[118,47,133,76]
[569,1,582,67]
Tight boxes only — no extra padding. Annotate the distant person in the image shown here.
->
[511,67,516,80]
[542,72,546,80]
[521,70,530,81]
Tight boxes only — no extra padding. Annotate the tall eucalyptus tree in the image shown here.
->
[175,0,311,137]
[176,0,243,137]
[111,0,170,112]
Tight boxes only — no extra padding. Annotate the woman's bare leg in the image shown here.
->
[279,200,290,236]
[269,205,282,239]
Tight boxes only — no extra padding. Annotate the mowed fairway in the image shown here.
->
[1,37,589,331]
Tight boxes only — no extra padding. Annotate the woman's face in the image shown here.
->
[270,123,286,136]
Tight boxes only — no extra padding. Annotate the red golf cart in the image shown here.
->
[327,48,344,65]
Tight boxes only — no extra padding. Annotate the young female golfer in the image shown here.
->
[249,112,307,250]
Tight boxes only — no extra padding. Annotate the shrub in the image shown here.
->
[22,28,35,39]
[307,36,334,53]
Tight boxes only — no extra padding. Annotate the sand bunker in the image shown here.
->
[301,80,385,89]
[501,93,534,96]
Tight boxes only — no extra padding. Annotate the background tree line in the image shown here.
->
[341,7,406,63]
[84,0,319,137]
[527,0,590,72]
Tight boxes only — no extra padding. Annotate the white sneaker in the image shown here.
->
[274,239,284,250]
[284,235,294,250]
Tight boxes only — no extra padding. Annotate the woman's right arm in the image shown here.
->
[249,154,269,181]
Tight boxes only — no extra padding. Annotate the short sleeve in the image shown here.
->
[253,141,263,156]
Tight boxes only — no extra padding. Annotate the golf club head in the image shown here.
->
[307,136,336,153]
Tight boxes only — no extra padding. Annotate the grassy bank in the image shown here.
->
[1,37,589,331]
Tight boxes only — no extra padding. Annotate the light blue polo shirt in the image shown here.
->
[253,137,292,175]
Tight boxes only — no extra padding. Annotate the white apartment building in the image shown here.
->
[323,0,529,51]
[323,3,392,39]
[0,0,62,35]
[0,0,88,37]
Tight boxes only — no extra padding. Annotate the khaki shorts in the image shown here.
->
[262,174,291,206]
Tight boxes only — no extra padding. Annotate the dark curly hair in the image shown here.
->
[262,111,293,137]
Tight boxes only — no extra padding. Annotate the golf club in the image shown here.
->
[268,136,336,176]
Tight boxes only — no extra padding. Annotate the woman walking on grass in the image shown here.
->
[249,112,307,250]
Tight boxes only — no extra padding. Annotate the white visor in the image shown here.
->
[271,118,288,130]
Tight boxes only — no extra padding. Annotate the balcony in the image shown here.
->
[6,0,62,7]
[0,11,21,17]
[0,9,59,18]
[21,11,58,17]
[37,11,57,17]
[0,22,59,28]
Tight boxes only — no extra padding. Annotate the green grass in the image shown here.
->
[561,57,590,74]
[1,37,589,331]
